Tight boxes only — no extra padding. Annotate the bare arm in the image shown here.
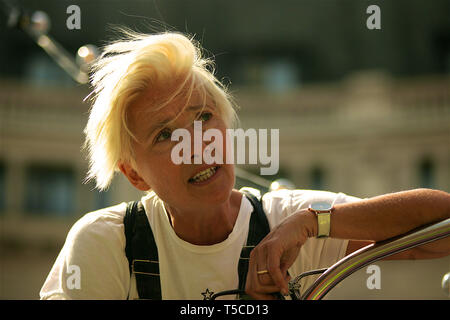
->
[334,188,450,259]
[332,188,449,241]
[245,188,450,298]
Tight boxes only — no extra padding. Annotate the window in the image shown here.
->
[24,53,74,86]
[310,166,325,190]
[418,158,435,189]
[263,58,299,92]
[25,165,75,216]
[0,162,5,213]
[237,56,300,91]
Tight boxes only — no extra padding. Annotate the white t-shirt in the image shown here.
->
[40,189,360,300]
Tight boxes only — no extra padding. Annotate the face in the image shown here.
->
[120,88,235,211]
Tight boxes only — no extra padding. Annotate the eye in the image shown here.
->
[198,111,213,122]
[155,128,172,143]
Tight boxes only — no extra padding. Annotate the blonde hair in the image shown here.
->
[83,30,237,190]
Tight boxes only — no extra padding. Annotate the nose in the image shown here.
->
[188,120,210,164]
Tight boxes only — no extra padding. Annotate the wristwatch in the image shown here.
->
[308,201,334,238]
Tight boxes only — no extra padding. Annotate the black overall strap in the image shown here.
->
[237,190,271,299]
[124,191,271,300]
[124,200,161,300]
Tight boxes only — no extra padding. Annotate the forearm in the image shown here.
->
[328,188,450,242]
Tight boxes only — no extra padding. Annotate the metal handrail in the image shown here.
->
[301,217,450,300]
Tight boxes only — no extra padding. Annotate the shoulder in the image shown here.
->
[261,189,362,227]
[66,202,128,248]
[40,202,132,299]
[69,191,162,242]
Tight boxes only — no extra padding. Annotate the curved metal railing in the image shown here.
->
[299,217,450,300]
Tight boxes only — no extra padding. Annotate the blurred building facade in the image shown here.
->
[237,71,450,197]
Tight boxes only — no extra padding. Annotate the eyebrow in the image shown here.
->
[144,105,207,141]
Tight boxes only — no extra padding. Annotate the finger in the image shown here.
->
[266,249,289,295]
[279,247,300,285]
[246,248,280,298]
[256,251,274,286]
[256,272,273,285]
[247,271,281,299]
[246,281,281,299]
[251,283,282,294]
[249,292,279,300]
[256,271,273,286]
[253,242,290,295]
[245,247,261,295]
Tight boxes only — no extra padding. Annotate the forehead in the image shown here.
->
[127,88,211,138]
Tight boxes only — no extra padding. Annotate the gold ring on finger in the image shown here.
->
[257,269,269,275]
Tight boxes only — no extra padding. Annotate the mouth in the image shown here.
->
[188,166,220,184]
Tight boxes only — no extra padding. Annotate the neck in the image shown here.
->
[165,190,243,245]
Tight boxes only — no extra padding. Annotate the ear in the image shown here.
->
[118,162,150,191]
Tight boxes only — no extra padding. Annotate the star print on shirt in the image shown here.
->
[201,288,215,300]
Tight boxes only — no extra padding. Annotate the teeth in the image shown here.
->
[190,167,217,182]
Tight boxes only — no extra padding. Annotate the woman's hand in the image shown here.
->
[245,210,317,299]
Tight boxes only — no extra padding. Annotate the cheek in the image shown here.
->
[209,119,229,149]
[221,128,233,160]
[143,154,178,184]
[133,145,173,184]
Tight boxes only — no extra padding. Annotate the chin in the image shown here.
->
[197,182,234,207]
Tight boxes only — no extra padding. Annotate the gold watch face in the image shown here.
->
[310,201,333,212]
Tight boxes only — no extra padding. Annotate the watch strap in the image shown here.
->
[316,212,331,238]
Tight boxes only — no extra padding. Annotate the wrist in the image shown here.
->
[295,209,318,239]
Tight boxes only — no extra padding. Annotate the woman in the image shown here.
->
[40,31,449,300]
